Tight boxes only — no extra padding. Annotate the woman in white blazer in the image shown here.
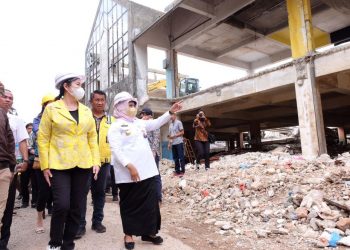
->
[108,92,182,250]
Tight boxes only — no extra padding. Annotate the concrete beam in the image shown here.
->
[178,64,296,112]
[180,0,215,18]
[179,45,251,70]
[315,46,350,77]
[176,45,350,116]
[216,36,257,58]
[251,50,292,70]
[171,0,255,49]
[336,72,350,95]
[140,98,172,114]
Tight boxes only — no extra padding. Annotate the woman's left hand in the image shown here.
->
[93,165,100,180]
[170,101,183,114]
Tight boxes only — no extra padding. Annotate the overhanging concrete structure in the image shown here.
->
[86,0,350,158]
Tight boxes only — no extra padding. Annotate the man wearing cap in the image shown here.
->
[0,87,28,250]
[0,82,15,250]
[140,108,162,203]
[76,90,115,238]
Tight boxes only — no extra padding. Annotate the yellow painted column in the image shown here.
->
[286,0,327,158]
[286,0,315,58]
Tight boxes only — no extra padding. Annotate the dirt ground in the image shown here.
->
[8,195,193,250]
[7,165,350,250]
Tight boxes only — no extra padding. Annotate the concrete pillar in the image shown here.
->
[228,136,235,151]
[234,133,241,149]
[287,0,327,158]
[338,127,346,145]
[166,49,178,98]
[249,122,262,150]
[239,132,244,149]
[294,60,327,157]
[134,42,149,105]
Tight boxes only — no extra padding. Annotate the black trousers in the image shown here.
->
[49,168,90,250]
[0,174,17,249]
[109,166,118,197]
[20,160,38,205]
[195,140,210,169]
[80,163,109,228]
[34,169,52,212]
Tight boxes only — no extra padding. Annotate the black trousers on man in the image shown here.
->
[20,160,38,206]
[49,167,90,250]
[108,165,118,198]
[195,140,210,169]
[0,174,18,250]
[34,169,52,213]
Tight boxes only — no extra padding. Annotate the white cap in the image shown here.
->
[54,73,85,89]
[113,91,138,106]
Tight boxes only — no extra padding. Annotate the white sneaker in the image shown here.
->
[46,246,61,250]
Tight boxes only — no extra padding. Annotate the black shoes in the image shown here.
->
[124,236,135,250]
[124,241,135,250]
[112,195,119,202]
[74,227,86,239]
[141,235,164,245]
[91,223,106,233]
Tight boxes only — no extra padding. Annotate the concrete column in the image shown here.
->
[294,60,327,157]
[338,127,346,144]
[228,136,235,151]
[134,42,148,105]
[239,132,244,149]
[234,133,241,149]
[249,122,262,150]
[287,0,327,158]
[166,49,178,98]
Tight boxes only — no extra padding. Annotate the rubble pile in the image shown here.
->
[160,151,350,248]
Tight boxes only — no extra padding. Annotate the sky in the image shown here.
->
[0,0,245,123]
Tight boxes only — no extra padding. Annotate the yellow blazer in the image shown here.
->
[38,100,100,170]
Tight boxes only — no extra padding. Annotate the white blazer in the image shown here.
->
[108,111,171,183]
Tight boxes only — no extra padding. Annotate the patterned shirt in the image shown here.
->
[147,128,161,156]
[193,118,211,141]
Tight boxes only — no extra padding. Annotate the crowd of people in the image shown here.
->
[0,72,213,250]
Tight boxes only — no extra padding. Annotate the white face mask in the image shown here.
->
[71,87,85,100]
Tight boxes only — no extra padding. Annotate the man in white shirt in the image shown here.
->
[0,89,28,250]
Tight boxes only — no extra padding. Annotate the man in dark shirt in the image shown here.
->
[0,82,15,247]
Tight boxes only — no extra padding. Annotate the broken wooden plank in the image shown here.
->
[324,198,350,212]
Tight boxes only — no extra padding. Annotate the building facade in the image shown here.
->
[84,0,162,111]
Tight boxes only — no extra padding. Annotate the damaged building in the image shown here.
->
[84,0,350,159]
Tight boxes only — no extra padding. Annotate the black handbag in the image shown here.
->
[208,133,216,143]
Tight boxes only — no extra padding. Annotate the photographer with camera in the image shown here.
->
[193,110,211,170]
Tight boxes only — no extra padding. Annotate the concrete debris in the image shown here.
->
[160,151,350,248]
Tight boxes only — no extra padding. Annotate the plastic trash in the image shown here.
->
[201,189,209,197]
[178,179,187,189]
[289,212,298,220]
[339,236,350,246]
[328,232,341,247]
[239,163,252,170]
[239,183,246,191]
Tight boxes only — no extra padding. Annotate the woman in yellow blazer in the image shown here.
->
[38,73,100,250]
